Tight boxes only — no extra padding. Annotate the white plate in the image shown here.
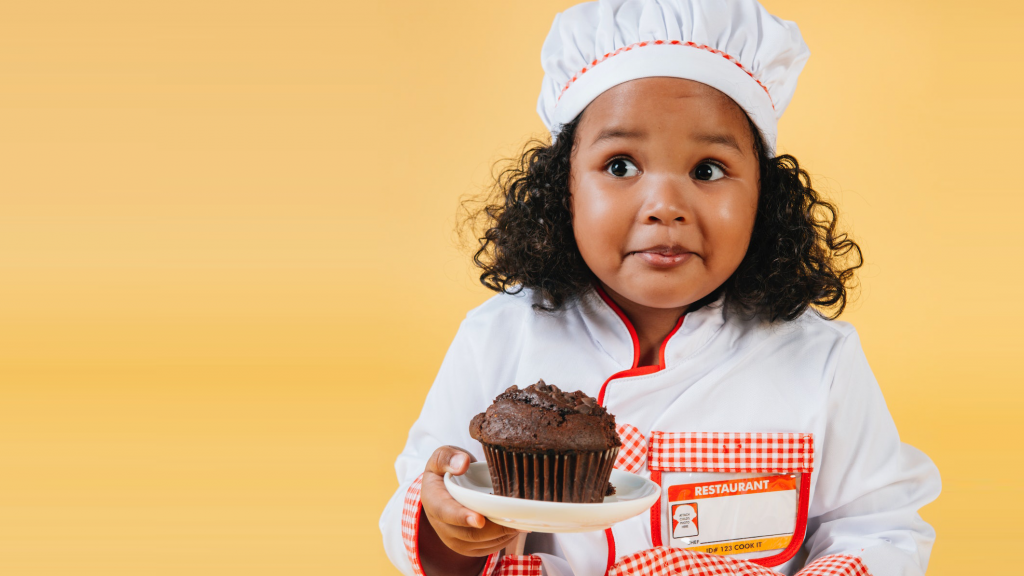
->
[444,462,660,533]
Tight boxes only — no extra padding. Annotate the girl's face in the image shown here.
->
[570,77,760,310]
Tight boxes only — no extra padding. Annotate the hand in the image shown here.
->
[420,445,521,557]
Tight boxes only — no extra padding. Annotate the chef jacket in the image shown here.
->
[379,286,940,576]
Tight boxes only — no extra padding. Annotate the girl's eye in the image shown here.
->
[693,161,725,181]
[606,158,640,178]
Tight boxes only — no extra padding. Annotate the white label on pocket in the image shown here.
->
[667,474,797,556]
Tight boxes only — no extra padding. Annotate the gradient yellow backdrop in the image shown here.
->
[1,1,1020,574]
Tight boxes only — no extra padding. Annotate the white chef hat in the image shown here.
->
[537,0,810,154]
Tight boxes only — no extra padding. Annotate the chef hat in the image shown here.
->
[537,0,810,154]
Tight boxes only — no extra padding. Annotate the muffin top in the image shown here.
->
[469,380,621,452]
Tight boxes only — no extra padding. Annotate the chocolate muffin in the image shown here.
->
[469,380,621,503]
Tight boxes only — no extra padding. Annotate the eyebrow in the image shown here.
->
[591,128,646,146]
[692,132,744,154]
[590,127,745,155]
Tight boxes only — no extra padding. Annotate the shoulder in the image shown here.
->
[464,288,534,321]
[455,289,592,364]
[449,289,584,387]
[463,288,578,326]
[715,308,873,400]
[458,288,574,339]
[784,308,859,342]
[746,306,858,343]
[724,306,864,367]
[463,288,537,329]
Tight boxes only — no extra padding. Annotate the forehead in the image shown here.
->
[576,77,753,146]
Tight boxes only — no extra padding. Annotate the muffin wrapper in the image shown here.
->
[482,444,620,503]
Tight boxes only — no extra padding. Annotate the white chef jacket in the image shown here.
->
[379,286,940,576]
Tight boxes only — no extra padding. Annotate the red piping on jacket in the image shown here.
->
[649,470,663,548]
[604,529,616,574]
[594,284,685,574]
[595,286,685,405]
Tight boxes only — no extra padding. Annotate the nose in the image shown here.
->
[638,175,692,224]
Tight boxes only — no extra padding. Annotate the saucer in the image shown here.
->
[444,462,660,533]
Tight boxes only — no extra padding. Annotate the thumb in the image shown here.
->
[426,445,476,476]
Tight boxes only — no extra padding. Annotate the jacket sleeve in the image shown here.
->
[798,330,941,576]
[379,313,509,576]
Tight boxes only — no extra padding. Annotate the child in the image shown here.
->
[379,1,940,575]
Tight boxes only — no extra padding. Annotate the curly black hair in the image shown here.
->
[463,112,862,322]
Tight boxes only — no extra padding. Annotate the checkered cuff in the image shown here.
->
[614,424,647,474]
[609,547,778,576]
[491,554,542,576]
[401,474,426,576]
[796,554,871,576]
[482,552,501,576]
[401,473,501,576]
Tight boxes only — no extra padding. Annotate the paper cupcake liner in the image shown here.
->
[482,444,620,503]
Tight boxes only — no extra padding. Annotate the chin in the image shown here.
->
[619,284,700,310]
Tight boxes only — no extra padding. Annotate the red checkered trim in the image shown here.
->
[491,554,542,576]
[797,554,871,576]
[556,40,775,110]
[609,547,778,576]
[401,474,425,576]
[482,553,501,576]
[403,473,501,576]
[615,424,647,474]
[649,432,814,473]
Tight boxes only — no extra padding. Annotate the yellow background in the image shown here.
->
[1,1,1020,574]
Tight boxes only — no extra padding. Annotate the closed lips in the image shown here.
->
[628,244,688,256]
[628,245,694,267]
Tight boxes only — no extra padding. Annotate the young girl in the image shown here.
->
[380,1,940,575]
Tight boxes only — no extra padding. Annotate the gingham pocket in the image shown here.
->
[614,423,647,474]
[647,432,814,568]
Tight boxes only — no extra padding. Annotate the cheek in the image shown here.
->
[703,189,758,263]
[571,176,634,266]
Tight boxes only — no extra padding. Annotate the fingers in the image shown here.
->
[464,532,521,555]
[421,472,485,528]
[420,445,522,556]
[425,445,476,477]
[446,519,520,543]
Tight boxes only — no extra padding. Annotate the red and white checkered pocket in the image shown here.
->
[646,432,815,568]
[614,423,647,474]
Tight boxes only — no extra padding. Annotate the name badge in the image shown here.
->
[667,473,797,555]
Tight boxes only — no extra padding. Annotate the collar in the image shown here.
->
[576,285,727,371]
